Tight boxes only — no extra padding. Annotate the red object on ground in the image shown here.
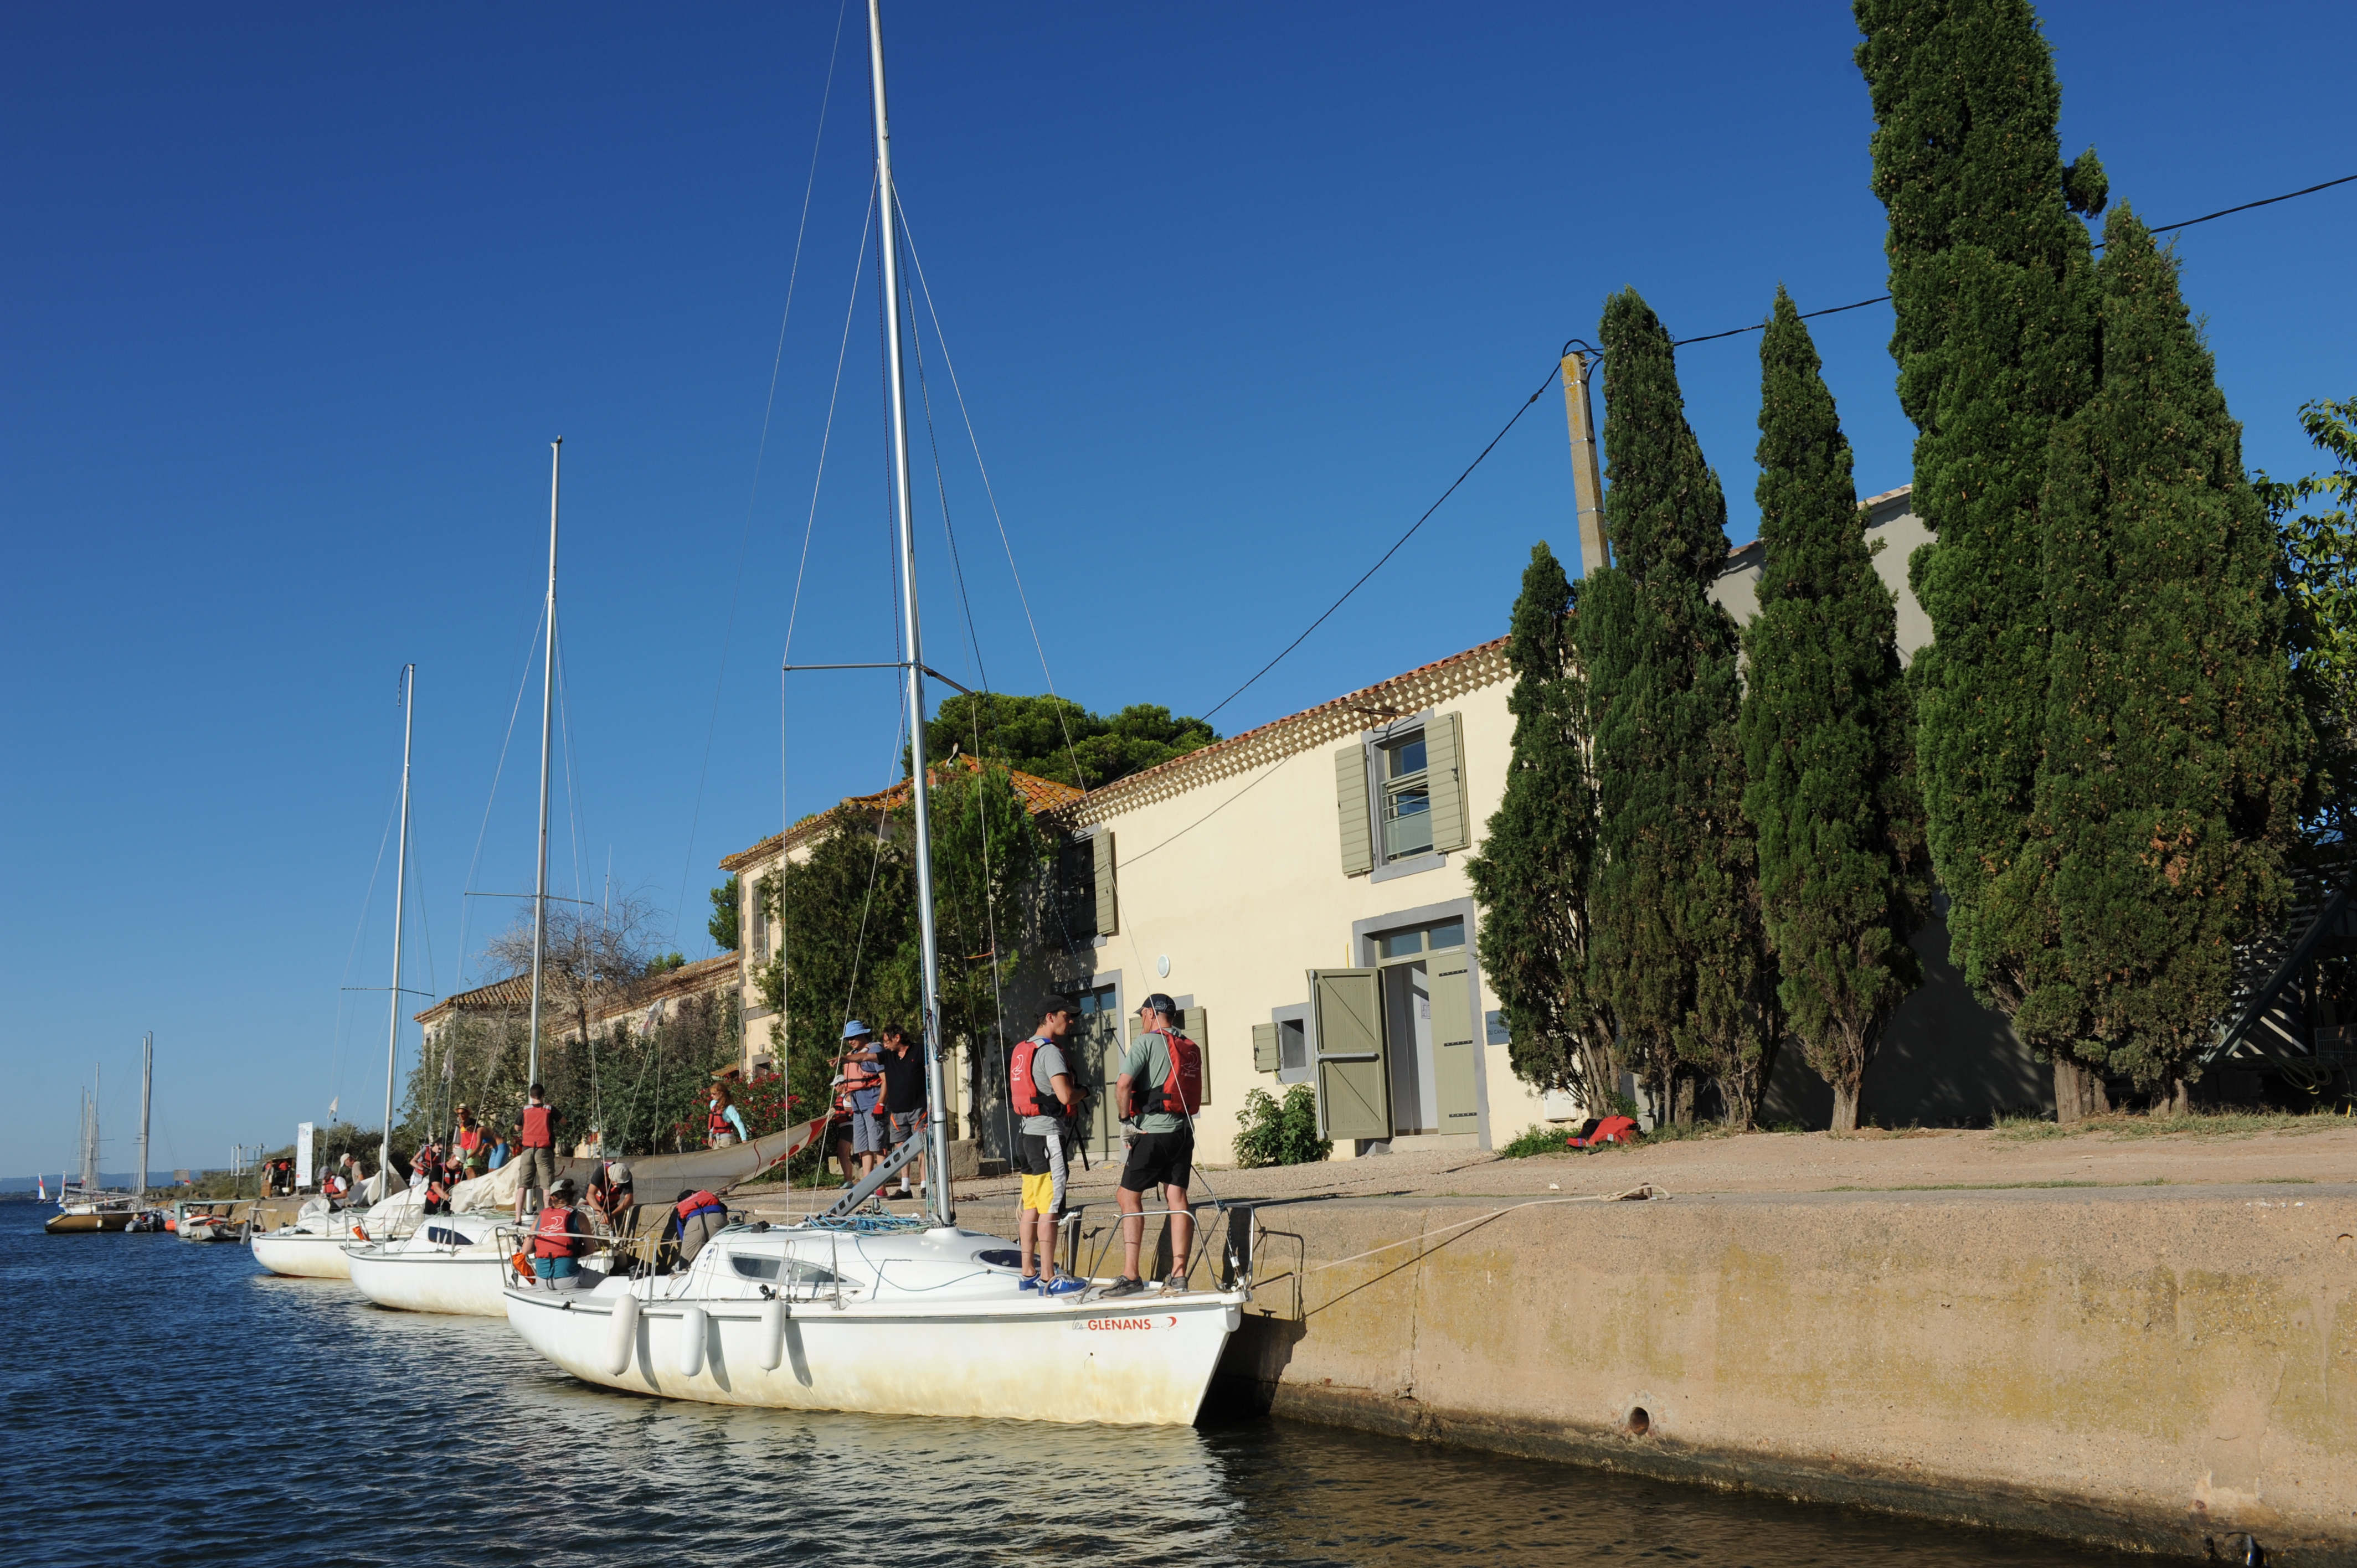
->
[1567,1115,1639,1148]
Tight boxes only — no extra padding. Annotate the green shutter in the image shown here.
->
[1252,1022,1280,1074]
[1425,710,1470,853]
[1182,1006,1208,1105]
[1428,948,1482,1134]
[1334,744,1373,875]
[1092,831,1118,936]
[1309,968,1390,1140]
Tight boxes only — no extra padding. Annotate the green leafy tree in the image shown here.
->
[1855,0,2103,1108]
[1232,1085,1331,1167]
[1466,541,1615,1105]
[2258,396,2357,845]
[1584,289,1779,1127]
[1741,288,1932,1132]
[925,693,1217,791]
[2011,207,2304,1108]
[708,874,740,952]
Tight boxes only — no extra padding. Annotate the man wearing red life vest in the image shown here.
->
[512,1082,563,1224]
[1105,993,1202,1298]
[1009,998,1085,1297]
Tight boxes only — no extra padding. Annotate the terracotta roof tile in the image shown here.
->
[719,760,1085,873]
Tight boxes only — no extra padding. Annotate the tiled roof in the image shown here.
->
[1861,482,1913,511]
[1062,637,1514,827]
[719,759,1084,873]
[413,952,738,1029]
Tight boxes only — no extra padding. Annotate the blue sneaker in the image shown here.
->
[1017,1274,1040,1292]
[1042,1275,1087,1297]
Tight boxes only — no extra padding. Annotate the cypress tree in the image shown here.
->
[2014,207,2304,1108]
[1855,0,2105,1112]
[1467,542,1614,1105]
[1584,290,1778,1127]
[1741,288,1932,1131]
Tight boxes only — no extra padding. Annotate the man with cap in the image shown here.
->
[835,1020,887,1183]
[511,1082,563,1225]
[529,1175,590,1283]
[1106,993,1200,1297]
[592,1160,668,1276]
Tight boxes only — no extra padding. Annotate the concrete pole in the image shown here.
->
[1560,350,1610,578]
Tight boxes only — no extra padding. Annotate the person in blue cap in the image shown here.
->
[835,1020,887,1184]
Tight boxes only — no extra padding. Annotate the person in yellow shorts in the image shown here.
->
[1010,999,1085,1296]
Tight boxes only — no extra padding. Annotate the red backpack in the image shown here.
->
[1010,1036,1057,1120]
[1142,1030,1202,1118]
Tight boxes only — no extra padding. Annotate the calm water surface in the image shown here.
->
[1,1202,2126,1567]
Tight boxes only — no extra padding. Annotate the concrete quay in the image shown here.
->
[871,1129,2357,1564]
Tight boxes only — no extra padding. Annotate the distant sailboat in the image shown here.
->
[46,1049,155,1235]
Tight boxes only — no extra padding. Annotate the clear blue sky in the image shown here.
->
[4,2,2350,1178]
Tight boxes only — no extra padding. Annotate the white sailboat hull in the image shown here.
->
[249,1230,361,1280]
[347,1219,521,1316]
[503,1225,1244,1426]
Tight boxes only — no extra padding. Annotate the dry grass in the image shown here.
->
[1991,1108,2347,1143]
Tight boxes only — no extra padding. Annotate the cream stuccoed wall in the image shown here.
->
[1074,661,1547,1163]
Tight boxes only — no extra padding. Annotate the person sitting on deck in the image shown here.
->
[530,1176,589,1283]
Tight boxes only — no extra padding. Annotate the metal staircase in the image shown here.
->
[2200,853,2357,1072]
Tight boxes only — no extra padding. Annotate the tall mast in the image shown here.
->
[137,1033,152,1200]
[381,664,416,1193]
[529,440,562,1089]
[867,0,953,1226]
[86,1065,100,1193]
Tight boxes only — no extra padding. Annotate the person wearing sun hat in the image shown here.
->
[835,1019,887,1182]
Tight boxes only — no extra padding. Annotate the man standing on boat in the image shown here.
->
[513,1082,562,1221]
[1107,994,1201,1298]
[870,1025,929,1200]
[836,1022,886,1183]
[1012,998,1084,1294]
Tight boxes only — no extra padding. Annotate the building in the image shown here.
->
[413,952,742,1058]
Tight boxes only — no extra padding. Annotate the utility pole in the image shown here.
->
[1560,347,1610,578]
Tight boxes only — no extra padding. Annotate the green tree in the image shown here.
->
[2258,396,2357,845]
[1584,289,1779,1127]
[2011,207,2304,1108]
[708,874,740,952]
[1465,541,1615,1105]
[1741,288,1932,1132]
[925,692,1217,791]
[1855,0,2104,1109]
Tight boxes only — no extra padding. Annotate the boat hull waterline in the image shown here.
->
[347,1221,523,1316]
[249,1230,363,1280]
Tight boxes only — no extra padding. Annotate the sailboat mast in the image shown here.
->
[528,440,562,1089]
[137,1033,151,1201]
[867,0,953,1227]
[86,1066,100,1193]
[381,664,416,1194]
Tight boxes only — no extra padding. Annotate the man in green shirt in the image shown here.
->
[1105,993,1197,1297]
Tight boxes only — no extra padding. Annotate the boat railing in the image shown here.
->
[1069,1199,1255,1298]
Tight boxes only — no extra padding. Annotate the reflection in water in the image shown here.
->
[3,1206,2121,1567]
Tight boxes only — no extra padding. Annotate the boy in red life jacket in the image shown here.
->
[530,1176,588,1282]
[1010,998,1086,1297]
[1106,994,1202,1299]
[512,1083,563,1225]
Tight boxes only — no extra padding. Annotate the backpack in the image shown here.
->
[1140,1030,1202,1118]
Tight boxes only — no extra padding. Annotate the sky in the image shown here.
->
[3,2,2351,1179]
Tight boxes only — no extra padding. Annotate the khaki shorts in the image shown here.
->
[515,1145,559,1193]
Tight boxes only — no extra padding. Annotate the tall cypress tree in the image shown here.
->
[1741,288,1932,1131]
[1468,542,1614,1105]
[1584,290,1778,1126]
[1856,0,2105,1113]
[2014,207,2304,1109]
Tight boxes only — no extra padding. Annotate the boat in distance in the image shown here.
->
[503,1221,1245,1426]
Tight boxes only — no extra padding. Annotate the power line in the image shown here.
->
[1200,171,2355,726]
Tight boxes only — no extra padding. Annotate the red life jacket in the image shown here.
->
[455,1126,484,1154]
[1009,1036,1062,1120]
[707,1102,732,1138]
[1568,1115,1639,1148]
[1141,1029,1203,1117]
[672,1190,726,1237]
[532,1203,579,1258]
[521,1104,553,1148]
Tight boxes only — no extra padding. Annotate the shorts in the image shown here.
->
[886,1109,923,1145]
[516,1146,559,1193]
[709,1132,739,1148]
[1016,1130,1067,1215]
[851,1110,885,1155]
[532,1255,577,1280]
[1119,1127,1194,1193]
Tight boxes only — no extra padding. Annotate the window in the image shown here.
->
[1335,711,1469,878]
[1380,731,1433,861]
[1378,918,1465,958]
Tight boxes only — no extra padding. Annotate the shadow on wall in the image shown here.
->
[1761,916,2054,1129]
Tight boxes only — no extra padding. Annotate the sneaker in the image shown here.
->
[1017,1274,1040,1292]
[1161,1273,1187,1293]
[1102,1276,1145,1298]
[1042,1276,1087,1297]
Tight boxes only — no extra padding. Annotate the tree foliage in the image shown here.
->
[1583,289,1779,1127]
[481,895,668,1071]
[2258,396,2357,845]
[924,693,1217,791]
[1741,288,1931,1132]
[708,873,740,953]
[1465,541,1614,1103]
[1855,0,2099,1026]
[1232,1085,1331,1168]
[2009,207,2304,1100]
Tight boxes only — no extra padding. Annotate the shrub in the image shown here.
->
[1233,1086,1330,1168]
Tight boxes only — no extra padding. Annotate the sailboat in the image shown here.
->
[46,1045,159,1234]
[253,668,426,1280]
[501,0,1249,1424]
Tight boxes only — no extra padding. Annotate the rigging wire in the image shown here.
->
[670,0,851,954]
[325,779,403,1126]
[454,602,547,994]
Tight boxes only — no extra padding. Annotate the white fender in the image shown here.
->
[605,1293,639,1377]
[758,1298,787,1371]
[678,1306,707,1376]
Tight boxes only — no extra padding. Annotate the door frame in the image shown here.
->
[1351,897,1490,1150]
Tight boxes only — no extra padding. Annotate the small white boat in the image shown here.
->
[250,1195,408,1280]
[347,1212,527,1316]
[503,1219,1245,1426]
[175,1200,252,1243]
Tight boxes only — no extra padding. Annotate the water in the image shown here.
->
[2,1203,2127,1567]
